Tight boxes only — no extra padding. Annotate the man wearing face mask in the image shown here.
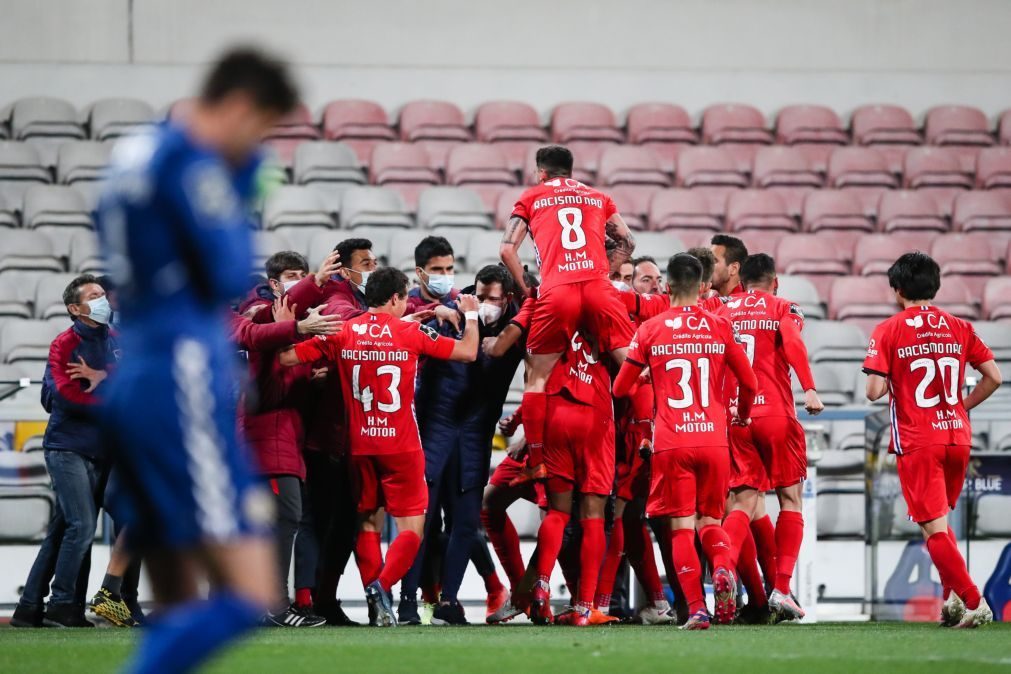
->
[12,275,119,629]
[407,236,461,324]
[398,264,526,625]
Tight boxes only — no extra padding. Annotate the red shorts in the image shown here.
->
[896,444,970,523]
[351,451,427,517]
[489,454,548,508]
[728,424,770,492]
[646,446,730,520]
[527,278,635,354]
[751,416,807,489]
[543,395,615,496]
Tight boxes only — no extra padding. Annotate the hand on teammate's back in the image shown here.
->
[404,309,436,323]
[272,295,296,322]
[314,250,342,287]
[803,389,825,416]
[297,305,343,336]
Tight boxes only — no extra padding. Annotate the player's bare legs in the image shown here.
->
[768,482,805,619]
[918,514,990,627]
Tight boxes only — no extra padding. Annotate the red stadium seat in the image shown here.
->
[445,144,517,212]
[903,147,973,214]
[597,146,671,187]
[802,190,874,233]
[852,232,938,276]
[701,103,772,171]
[474,101,546,142]
[932,276,979,320]
[322,99,396,166]
[827,147,898,215]
[675,146,747,214]
[494,186,527,230]
[609,185,660,231]
[724,189,797,233]
[369,143,440,213]
[982,277,1011,321]
[751,146,821,216]
[551,102,624,144]
[951,191,1011,233]
[828,276,895,322]
[930,233,1002,295]
[775,104,849,172]
[626,103,697,172]
[399,100,471,170]
[975,147,1011,190]
[736,231,789,260]
[924,105,994,172]
[776,234,849,298]
[648,189,721,232]
[876,190,948,233]
[850,104,921,175]
[262,103,321,167]
[999,109,1011,146]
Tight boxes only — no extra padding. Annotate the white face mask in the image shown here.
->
[353,270,371,293]
[84,296,112,325]
[612,280,631,292]
[282,279,299,293]
[478,302,503,325]
[424,272,454,298]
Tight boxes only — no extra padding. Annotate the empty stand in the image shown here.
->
[0,230,62,273]
[876,190,948,233]
[292,141,366,189]
[777,274,825,319]
[725,189,796,233]
[931,233,1002,295]
[982,278,1011,321]
[1,318,65,380]
[852,232,937,276]
[827,146,898,215]
[416,187,493,230]
[261,185,336,230]
[850,104,921,174]
[903,147,973,214]
[551,102,624,144]
[262,103,321,168]
[339,186,413,229]
[321,99,396,166]
[625,103,697,171]
[976,147,1011,190]
[10,97,85,167]
[648,189,722,232]
[444,143,518,212]
[701,103,772,170]
[775,104,849,172]
[87,98,155,141]
[674,146,747,215]
[777,234,849,298]
[952,190,1011,232]
[370,142,440,212]
[924,105,994,172]
[474,100,547,171]
[399,100,471,169]
[751,146,822,216]
[0,140,51,206]
[802,190,874,233]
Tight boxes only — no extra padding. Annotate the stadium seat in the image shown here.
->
[474,101,546,143]
[876,190,948,233]
[416,187,493,230]
[1000,109,1011,146]
[924,105,994,172]
[724,189,796,233]
[262,185,336,230]
[775,104,849,172]
[609,185,658,232]
[465,231,537,273]
[369,142,441,212]
[597,145,670,187]
[628,231,685,260]
[0,192,17,228]
[736,230,788,260]
[816,490,865,538]
[56,140,110,187]
[292,141,366,189]
[982,278,1011,321]
[852,232,937,276]
[931,275,979,320]
[802,190,874,237]
[34,272,80,319]
[321,99,396,166]
[68,231,105,275]
[850,104,921,176]
[22,184,93,233]
[494,186,526,230]
[0,230,62,273]
[930,233,1002,295]
[387,230,439,272]
[0,282,31,319]
[251,230,291,270]
[551,102,624,144]
[795,363,849,406]
[339,186,413,229]
[903,147,973,214]
[1,318,65,379]
[648,189,721,232]
[777,274,825,319]
[86,98,155,141]
[803,320,867,363]
[776,234,849,298]
[701,103,772,170]
[827,146,898,215]
[399,100,471,169]
[674,146,747,214]
[750,146,821,216]
[262,103,321,168]
[974,495,1011,538]
[951,190,1011,232]
[625,102,697,172]
[989,422,1011,452]
[974,322,1011,365]
[445,143,518,212]
[975,146,1011,190]
[0,140,52,205]
[10,97,85,167]
[828,276,895,323]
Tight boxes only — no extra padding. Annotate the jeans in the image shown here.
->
[21,450,104,607]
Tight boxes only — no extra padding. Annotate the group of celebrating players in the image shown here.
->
[79,45,999,674]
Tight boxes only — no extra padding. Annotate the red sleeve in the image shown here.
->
[624,324,648,368]
[966,324,995,368]
[292,335,334,364]
[620,290,638,314]
[509,297,535,332]
[604,194,618,220]
[232,315,300,351]
[778,313,816,391]
[511,189,533,222]
[612,360,644,399]
[409,323,457,360]
[725,324,757,419]
[49,333,95,406]
[862,321,891,377]
[284,276,327,319]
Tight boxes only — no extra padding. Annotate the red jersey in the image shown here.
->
[509,296,535,332]
[724,289,815,418]
[863,305,993,454]
[512,178,617,291]
[621,290,669,326]
[626,305,754,452]
[292,312,456,455]
[546,330,612,410]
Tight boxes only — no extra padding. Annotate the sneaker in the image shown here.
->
[588,608,620,625]
[486,585,510,620]
[553,606,578,625]
[267,604,327,628]
[397,596,422,626]
[365,581,397,627]
[769,589,805,621]
[638,600,675,625]
[735,602,774,625]
[90,588,138,627]
[317,600,360,627]
[10,603,44,628]
[679,608,711,631]
[431,601,469,626]
[529,580,554,625]
[566,607,592,627]
[712,567,737,625]
[955,598,993,629]
[43,603,94,628]
[487,593,523,625]
[940,593,966,628]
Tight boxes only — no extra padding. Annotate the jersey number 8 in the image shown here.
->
[558,207,586,251]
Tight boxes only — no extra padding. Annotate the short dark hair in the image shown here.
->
[740,253,778,287]
[474,265,515,294]
[96,274,116,293]
[536,145,574,178]
[364,267,409,308]
[334,238,373,268]
[631,255,659,281]
[685,247,716,283]
[200,47,298,116]
[887,252,940,301]
[710,234,749,267]
[666,253,703,297]
[414,235,454,269]
[63,274,101,310]
[265,251,309,280]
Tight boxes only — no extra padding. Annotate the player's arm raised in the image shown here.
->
[605,212,636,267]
[778,314,824,415]
[499,216,531,297]
[448,294,481,362]
[964,360,1002,411]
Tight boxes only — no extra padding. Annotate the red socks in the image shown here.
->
[926,531,981,610]
[624,521,664,602]
[594,518,624,609]
[521,391,547,467]
[737,528,767,607]
[294,587,313,609]
[750,515,777,585]
[355,531,382,587]
[484,570,505,595]
[774,510,804,594]
[722,509,751,566]
[378,531,422,594]
[670,528,705,613]
[482,509,526,589]
[699,524,734,572]
[535,510,570,583]
[577,518,606,609]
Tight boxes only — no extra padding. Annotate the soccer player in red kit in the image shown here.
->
[280,267,481,627]
[500,145,636,483]
[863,253,1001,628]
[724,254,824,620]
[614,254,759,630]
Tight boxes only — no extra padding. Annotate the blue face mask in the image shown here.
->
[85,296,112,325]
[423,272,454,298]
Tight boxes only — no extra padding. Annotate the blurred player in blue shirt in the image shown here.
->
[96,47,298,674]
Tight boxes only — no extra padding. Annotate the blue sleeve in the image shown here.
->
[161,150,254,302]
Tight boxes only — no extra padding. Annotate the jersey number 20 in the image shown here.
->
[910,356,959,408]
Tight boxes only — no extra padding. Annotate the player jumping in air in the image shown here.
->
[863,252,1001,629]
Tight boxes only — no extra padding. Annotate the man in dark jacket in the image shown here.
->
[399,262,526,625]
[12,275,119,628]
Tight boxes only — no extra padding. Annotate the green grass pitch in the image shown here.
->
[2,622,1010,674]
